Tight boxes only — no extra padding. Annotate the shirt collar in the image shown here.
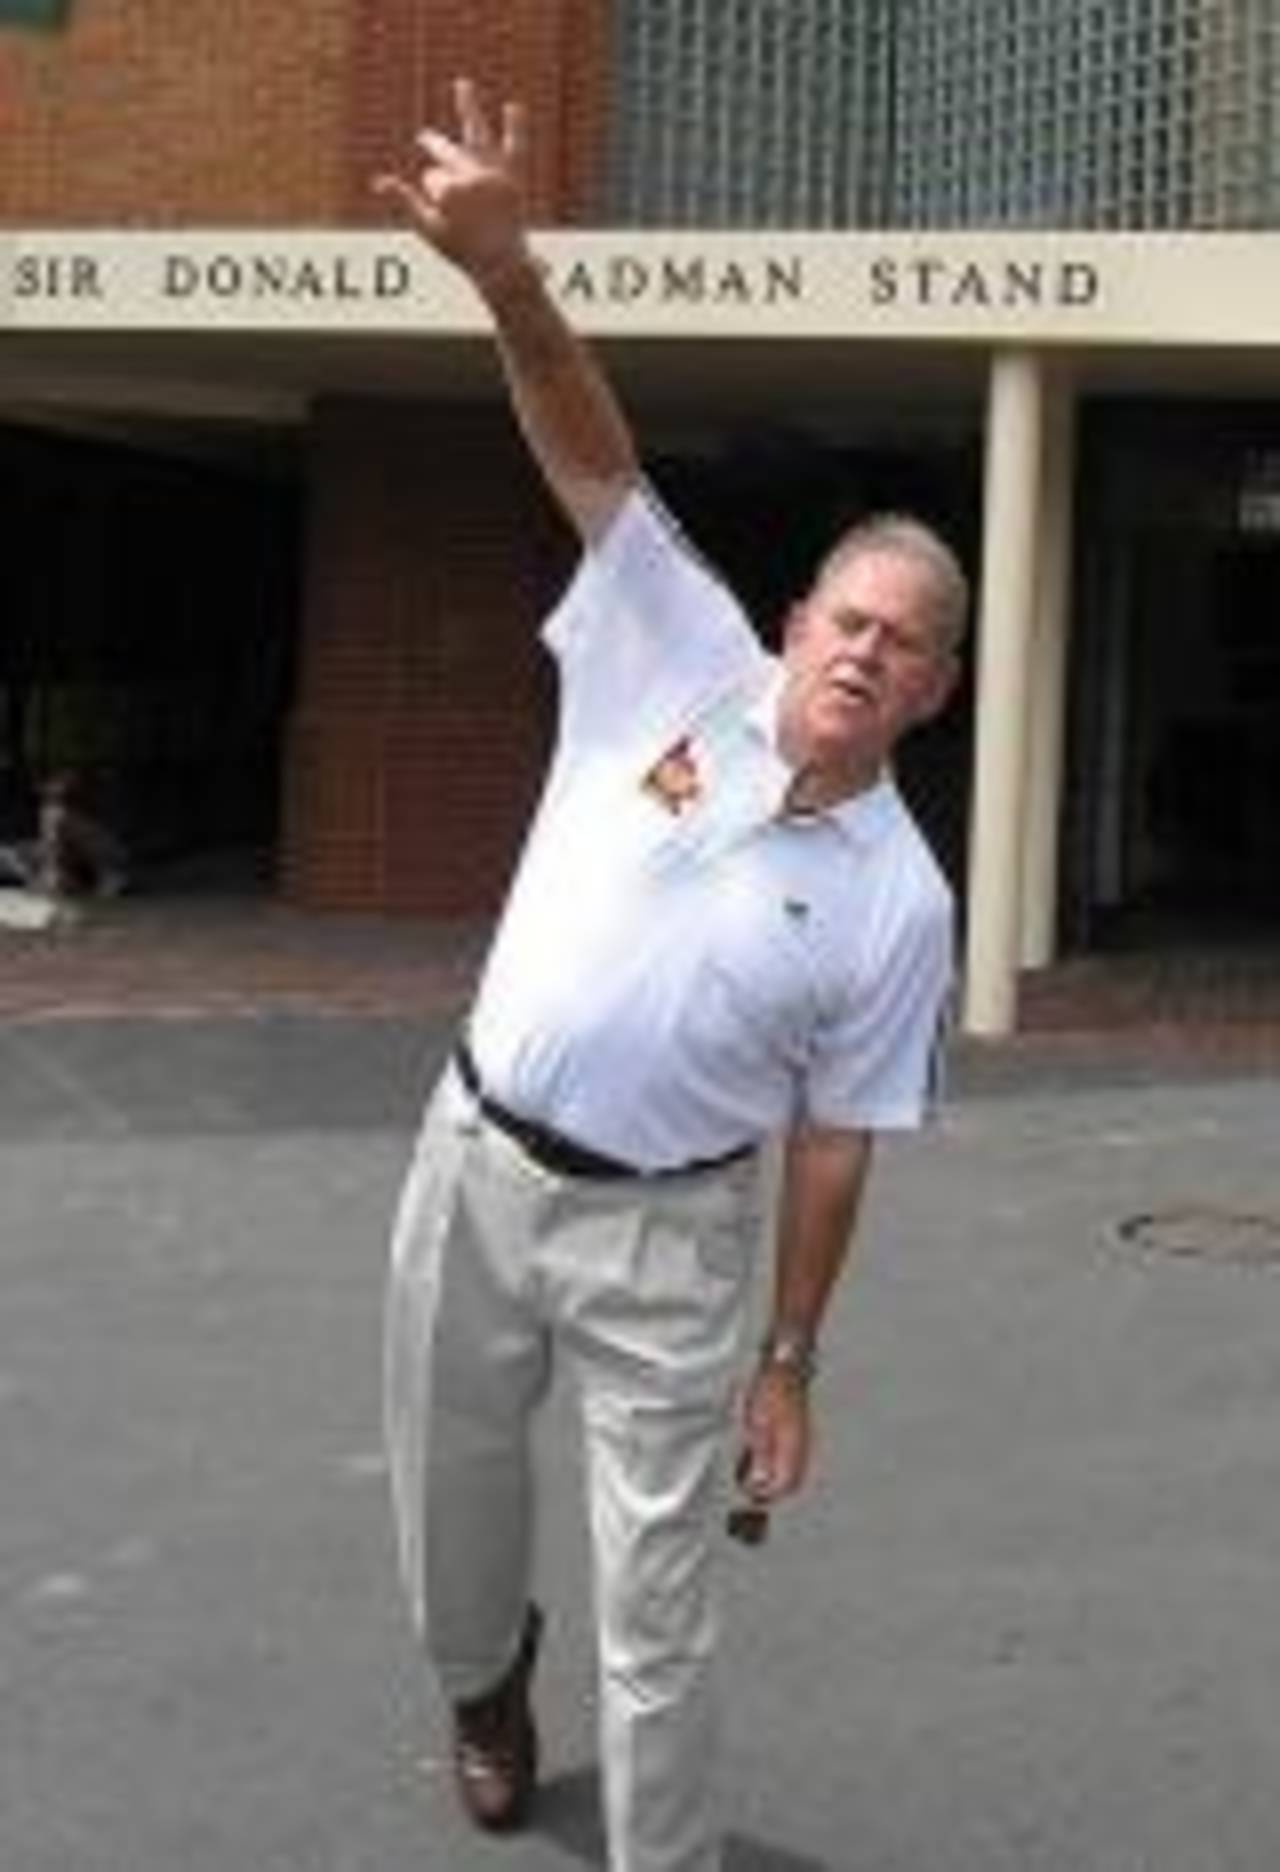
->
[746,660,900,849]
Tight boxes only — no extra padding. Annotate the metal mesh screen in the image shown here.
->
[606,0,1280,229]
[607,0,895,227]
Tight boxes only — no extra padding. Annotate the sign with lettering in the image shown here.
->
[2,230,1280,345]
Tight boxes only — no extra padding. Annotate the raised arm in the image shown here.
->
[376,77,639,542]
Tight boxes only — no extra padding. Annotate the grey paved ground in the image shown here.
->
[2,1013,1279,1871]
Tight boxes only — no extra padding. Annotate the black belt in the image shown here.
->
[452,1039,755,1183]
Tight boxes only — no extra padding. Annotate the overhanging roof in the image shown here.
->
[4,231,1280,449]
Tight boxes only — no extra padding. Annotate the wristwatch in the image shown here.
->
[758,1325,819,1386]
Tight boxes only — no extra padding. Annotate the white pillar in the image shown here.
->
[963,349,1046,1037]
[1020,373,1077,969]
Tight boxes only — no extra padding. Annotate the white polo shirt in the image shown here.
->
[468,487,954,1170]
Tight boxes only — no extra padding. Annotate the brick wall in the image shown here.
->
[4,0,614,914]
[281,399,570,915]
[0,0,610,225]
[0,0,353,224]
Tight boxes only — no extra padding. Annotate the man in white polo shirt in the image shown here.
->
[377,79,965,1872]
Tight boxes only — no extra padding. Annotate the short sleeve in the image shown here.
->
[541,485,765,752]
[802,897,955,1132]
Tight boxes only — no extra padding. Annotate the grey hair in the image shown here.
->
[812,512,970,652]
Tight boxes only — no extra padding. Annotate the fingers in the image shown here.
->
[754,1438,804,1503]
[755,1434,791,1501]
[501,100,529,171]
[370,172,414,211]
[415,127,470,172]
[370,77,527,251]
[741,1373,811,1502]
[453,75,493,153]
[430,78,525,169]
[375,123,470,232]
[370,172,444,241]
[387,79,523,188]
[740,1408,779,1500]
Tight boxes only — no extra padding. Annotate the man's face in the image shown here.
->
[780,548,957,781]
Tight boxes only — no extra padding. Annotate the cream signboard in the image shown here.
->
[3,229,1280,345]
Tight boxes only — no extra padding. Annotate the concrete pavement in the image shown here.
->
[2,1008,1279,1870]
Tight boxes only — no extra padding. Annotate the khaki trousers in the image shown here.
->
[384,1063,760,1872]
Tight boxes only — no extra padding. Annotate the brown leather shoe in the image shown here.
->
[451,1604,543,1832]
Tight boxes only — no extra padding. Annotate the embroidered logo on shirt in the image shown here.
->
[636,679,781,867]
[641,735,703,815]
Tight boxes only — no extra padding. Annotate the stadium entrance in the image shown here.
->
[0,419,300,891]
[1068,401,1280,950]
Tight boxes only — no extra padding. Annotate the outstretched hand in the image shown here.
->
[374,76,530,287]
[374,72,636,540]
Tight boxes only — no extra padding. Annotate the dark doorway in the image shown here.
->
[0,421,300,888]
[1070,401,1280,949]
[1140,540,1280,917]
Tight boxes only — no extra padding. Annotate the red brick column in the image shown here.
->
[280,399,568,916]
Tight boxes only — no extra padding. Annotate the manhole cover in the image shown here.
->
[1110,1205,1280,1268]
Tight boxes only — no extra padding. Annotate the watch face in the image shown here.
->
[762,1330,817,1383]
